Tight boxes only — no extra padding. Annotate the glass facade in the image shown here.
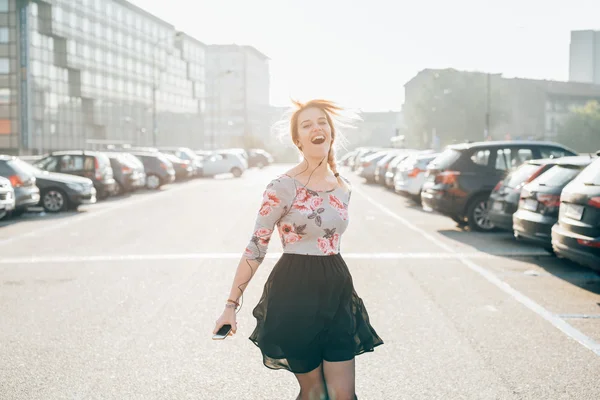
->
[0,0,207,154]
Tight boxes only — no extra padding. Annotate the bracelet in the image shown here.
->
[225,303,238,309]
[227,299,240,307]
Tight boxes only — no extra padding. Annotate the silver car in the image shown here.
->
[356,150,394,183]
[203,151,248,178]
[0,176,15,219]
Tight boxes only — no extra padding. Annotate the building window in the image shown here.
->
[0,27,8,43]
[0,58,9,74]
[0,88,10,104]
[0,0,8,13]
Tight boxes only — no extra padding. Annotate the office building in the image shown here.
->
[205,44,270,150]
[0,0,206,154]
[569,30,600,85]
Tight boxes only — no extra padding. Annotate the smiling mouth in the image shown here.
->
[311,135,326,145]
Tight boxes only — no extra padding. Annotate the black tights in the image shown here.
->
[294,359,357,400]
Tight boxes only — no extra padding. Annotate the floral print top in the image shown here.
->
[244,174,351,264]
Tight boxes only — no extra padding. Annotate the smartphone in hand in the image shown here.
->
[212,324,232,340]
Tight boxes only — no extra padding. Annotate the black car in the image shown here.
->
[164,153,194,180]
[488,159,560,231]
[34,151,116,199]
[248,149,274,169]
[513,156,596,250]
[16,161,96,212]
[129,152,175,190]
[158,147,203,176]
[421,141,577,231]
[552,155,600,271]
[107,153,146,195]
[0,155,40,216]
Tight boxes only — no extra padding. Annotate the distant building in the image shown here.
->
[205,44,270,150]
[404,68,600,147]
[0,0,209,155]
[569,30,600,84]
[351,111,404,149]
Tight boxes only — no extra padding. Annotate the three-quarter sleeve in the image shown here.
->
[243,177,291,264]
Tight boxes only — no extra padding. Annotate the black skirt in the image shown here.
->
[249,253,384,374]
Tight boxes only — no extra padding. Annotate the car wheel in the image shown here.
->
[114,181,125,196]
[146,174,161,190]
[467,195,495,232]
[42,189,68,213]
[231,167,242,178]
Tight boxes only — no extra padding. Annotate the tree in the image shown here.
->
[405,70,511,148]
[558,100,600,153]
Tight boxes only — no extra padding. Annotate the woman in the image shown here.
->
[214,99,383,400]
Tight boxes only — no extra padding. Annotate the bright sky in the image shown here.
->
[130,0,600,111]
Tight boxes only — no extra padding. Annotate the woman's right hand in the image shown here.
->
[213,306,237,337]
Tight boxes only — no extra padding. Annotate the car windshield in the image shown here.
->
[10,158,42,175]
[417,155,438,168]
[179,149,197,160]
[429,149,461,169]
[505,163,544,188]
[534,164,583,187]
[571,158,600,186]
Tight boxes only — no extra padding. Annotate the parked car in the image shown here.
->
[107,153,146,195]
[158,147,203,177]
[16,161,96,212]
[374,151,403,184]
[164,153,194,180]
[194,150,212,162]
[129,152,176,190]
[421,141,577,231]
[118,152,146,189]
[552,155,600,271]
[513,156,595,250]
[203,151,248,178]
[0,155,40,216]
[394,152,439,201]
[339,150,358,167]
[350,147,382,172]
[221,148,249,164]
[34,151,116,199]
[357,150,393,183]
[488,159,560,231]
[0,175,15,219]
[248,149,274,169]
[385,153,412,188]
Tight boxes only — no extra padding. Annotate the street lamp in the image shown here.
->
[152,32,182,147]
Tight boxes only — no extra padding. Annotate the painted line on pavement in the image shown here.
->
[559,314,600,319]
[0,251,554,264]
[0,180,205,248]
[352,185,600,356]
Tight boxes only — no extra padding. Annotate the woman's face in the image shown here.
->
[296,107,332,158]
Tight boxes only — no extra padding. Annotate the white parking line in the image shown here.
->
[559,314,600,319]
[0,251,554,264]
[0,181,205,247]
[352,185,600,356]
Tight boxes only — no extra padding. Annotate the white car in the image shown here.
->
[202,151,248,178]
[0,176,15,219]
[394,152,439,199]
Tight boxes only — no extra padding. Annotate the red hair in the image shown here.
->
[289,99,346,188]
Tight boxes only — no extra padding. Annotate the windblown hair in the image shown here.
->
[283,99,357,190]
